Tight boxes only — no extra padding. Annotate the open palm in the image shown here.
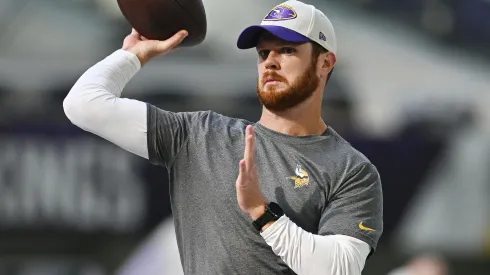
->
[121,28,188,65]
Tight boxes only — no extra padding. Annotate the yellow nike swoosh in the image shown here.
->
[359,222,375,231]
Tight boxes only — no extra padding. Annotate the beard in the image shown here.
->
[256,60,320,112]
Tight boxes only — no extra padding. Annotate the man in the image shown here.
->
[63,1,383,274]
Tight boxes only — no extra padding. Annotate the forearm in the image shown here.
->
[63,50,149,159]
[261,216,370,275]
[69,49,141,98]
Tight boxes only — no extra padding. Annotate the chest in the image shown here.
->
[173,132,331,233]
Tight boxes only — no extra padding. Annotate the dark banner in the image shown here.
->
[0,120,173,274]
[0,257,108,275]
[0,135,147,234]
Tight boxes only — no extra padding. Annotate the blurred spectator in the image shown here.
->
[387,254,449,275]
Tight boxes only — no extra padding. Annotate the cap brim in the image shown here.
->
[237,25,311,49]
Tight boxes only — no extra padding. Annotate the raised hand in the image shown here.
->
[122,28,188,66]
[236,125,267,221]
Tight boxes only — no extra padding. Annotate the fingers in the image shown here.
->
[243,125,255,171]
[237,159,247,185]
[129,28,141,39]
[239,159,246,175]
[129,28,150,41]
[155,30,188,54]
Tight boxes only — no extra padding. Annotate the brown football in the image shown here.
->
[117,0,207,47]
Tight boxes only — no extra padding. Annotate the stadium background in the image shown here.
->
[0,0,489,274]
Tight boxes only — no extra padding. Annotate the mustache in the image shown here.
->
[261,72,287,84]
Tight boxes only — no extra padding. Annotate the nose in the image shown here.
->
[264,51,280,70]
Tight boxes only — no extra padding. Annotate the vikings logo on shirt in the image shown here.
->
[287,164,309,188]
[264,4,297,21]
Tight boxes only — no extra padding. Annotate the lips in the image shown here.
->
[265,79,280,84]
[264,76,285,85]
[262,72,285,86]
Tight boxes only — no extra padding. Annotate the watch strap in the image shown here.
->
[252,202,283,232]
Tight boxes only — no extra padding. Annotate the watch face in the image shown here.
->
[268,202,284,218]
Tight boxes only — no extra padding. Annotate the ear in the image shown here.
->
[317,52,336,78]
[325,52,336,72]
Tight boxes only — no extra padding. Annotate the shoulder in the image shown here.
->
[147,105,249,131]
[325,127,379,180]
[193,110,251,131]
[161,110,251,141]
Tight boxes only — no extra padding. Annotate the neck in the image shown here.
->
[258,93,327,136]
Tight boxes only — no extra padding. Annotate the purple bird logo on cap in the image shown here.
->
[264,4,297,21]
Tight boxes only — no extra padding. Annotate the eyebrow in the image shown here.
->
[257,43,301,51]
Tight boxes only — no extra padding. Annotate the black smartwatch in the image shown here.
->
[252,202,284,232]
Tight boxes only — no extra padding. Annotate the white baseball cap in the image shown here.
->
[237,0,337,54]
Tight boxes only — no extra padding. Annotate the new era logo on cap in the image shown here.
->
[319,32,326,41]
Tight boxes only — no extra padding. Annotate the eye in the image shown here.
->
[258,50,270,59]
[281,47,296,55]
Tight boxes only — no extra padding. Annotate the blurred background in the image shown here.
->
[0,0,489,274]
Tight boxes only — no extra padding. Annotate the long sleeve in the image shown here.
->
[63,49,149,159]
[261,215,371,275]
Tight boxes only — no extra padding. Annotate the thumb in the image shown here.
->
[236,160,247,187]
[131,28,140,36]
[154,30,188,54]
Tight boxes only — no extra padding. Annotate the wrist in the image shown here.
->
[251,202,284,232]
[124,47,149,66]
[250,204,274,232]
[249,203,266,221]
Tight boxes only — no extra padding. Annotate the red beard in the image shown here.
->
[256,61,319,112]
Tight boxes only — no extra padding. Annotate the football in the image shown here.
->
[117,0,207,47]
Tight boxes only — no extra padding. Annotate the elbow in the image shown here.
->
[63,87,98,129]
[63,92,84,127]
[63,86,117,132]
